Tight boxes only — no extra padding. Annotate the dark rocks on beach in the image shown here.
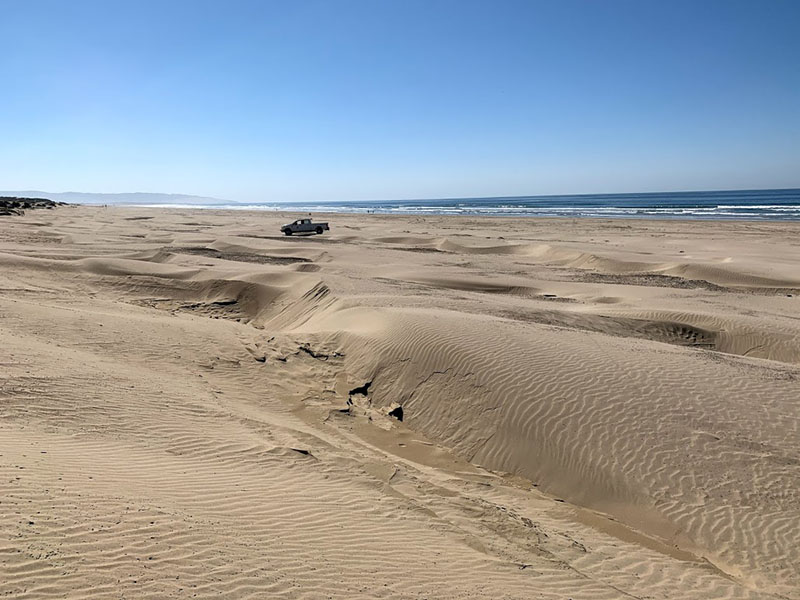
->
[0,196,66,216]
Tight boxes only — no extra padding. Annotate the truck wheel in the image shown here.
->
[284,230,292,236]
[315,226,323,234]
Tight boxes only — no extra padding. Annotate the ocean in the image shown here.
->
[151,188,800,221]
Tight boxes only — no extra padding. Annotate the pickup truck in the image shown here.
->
[280,218,330,236]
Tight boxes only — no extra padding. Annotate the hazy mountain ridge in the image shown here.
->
[0,191,233,206]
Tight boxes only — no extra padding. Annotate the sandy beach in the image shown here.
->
[1,205,798,599]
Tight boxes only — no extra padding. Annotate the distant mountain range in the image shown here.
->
[0,191,233,206]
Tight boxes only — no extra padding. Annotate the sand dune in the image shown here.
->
[1,206,798,599]
[318,308,799,591]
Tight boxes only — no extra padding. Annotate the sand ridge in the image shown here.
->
[1,206,799,599]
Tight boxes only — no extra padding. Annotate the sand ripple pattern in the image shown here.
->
[335,308,800,596]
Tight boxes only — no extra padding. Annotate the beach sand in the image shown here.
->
[1,206,798,599]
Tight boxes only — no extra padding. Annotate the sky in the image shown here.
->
[1,0,799,202]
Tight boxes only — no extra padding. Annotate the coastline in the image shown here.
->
[2,205,798,598]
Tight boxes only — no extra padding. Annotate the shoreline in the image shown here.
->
[64,203,800,226]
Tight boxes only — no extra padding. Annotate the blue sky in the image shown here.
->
[1,0,798,202]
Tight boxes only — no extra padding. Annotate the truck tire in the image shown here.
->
[284,230,292,236]
[315,226,323,234]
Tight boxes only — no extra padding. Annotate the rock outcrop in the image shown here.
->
[0,196,66,216]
